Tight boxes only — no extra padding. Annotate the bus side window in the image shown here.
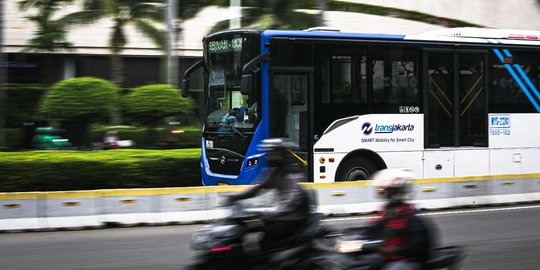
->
[322,51,367,104]
[372,46,419,113]
[489,50,540,113]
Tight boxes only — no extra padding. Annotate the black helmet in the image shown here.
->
[257,138,300,166]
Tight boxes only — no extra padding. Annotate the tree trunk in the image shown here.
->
[111,53,123,87]
[110,54,122,125]
[61,120,89,149]
[41,54,57,85]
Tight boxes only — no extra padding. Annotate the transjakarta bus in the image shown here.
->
[182,27,540,186]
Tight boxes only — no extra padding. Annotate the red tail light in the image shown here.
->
[210,246,232,252]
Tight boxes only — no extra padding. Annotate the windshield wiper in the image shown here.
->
[204,121,247,139]
[231,127,247,138]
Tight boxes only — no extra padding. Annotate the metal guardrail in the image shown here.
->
[1,173,539,232]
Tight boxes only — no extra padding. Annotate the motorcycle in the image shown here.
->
[185,197,332,270]
[313,225,467,270]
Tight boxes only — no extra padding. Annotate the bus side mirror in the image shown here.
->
[182,79,190,98]
[241,74,253,95]
[240,53,269,95]
[182,59,204,98]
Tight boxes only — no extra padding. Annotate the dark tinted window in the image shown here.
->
[372,46,420,113]
[271,41,312,66]
[489,49,540,113]
[321,50,367,104]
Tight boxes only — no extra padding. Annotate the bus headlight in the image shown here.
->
[246,157,259,168]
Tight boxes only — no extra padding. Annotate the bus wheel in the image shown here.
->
[336,157,377,181]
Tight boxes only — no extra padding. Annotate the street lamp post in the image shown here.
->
[229,0,241,29]
[166,0,178,87]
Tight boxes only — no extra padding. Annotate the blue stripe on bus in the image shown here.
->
[261,30,406,43]
[514,64,540,103]
[503,49,513,58]
[493,49,505,62]
[489,39,540,113]
[503,64,540,112]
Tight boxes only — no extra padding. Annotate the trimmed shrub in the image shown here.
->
[5,84,48,127]
[39,77,120,146]
[0,149,202,192]
[122,84,196,126]
[39,77,120,121]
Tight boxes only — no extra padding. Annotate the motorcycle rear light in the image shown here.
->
[210,246,232,252]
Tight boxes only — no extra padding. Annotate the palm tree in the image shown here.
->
[18,0,74,52]
[61,0,165,87]
[18,0,75,85]
[208,0,320,33]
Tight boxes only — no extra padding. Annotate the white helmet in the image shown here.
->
[372,168,416,201]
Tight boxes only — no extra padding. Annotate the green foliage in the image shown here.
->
[18,0,75,52]
[0,149,202,191]
[62,0,165,51]
[123,84,196,125]
[5,129,22,148]
[39,77,120,121]
[89,124,202,149]
[5,84,48,127]
[61,0,165,85]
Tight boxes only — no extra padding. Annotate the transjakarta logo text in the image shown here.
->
[373,124,415,134]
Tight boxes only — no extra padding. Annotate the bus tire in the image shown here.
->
[336,156,377,181]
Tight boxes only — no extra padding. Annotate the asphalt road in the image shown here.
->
[2,204,540,270]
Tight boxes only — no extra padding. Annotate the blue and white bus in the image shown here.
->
[182,27,540,186]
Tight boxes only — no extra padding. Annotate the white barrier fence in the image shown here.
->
[1,173,539,231]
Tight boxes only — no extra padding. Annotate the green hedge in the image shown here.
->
[5,128,22,148]
[0,149,202,192]
[39,77,120,121]
[89,125,202,149]
[5,84,48,127]
[122,84,196,125]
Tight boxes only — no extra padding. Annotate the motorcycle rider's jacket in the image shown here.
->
[228,161,309,223]
[364,202,431,263]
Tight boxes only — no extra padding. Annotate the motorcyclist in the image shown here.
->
[361,168,432,270]
[225,138,310,250]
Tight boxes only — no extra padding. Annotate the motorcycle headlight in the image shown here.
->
[335,240,364,253]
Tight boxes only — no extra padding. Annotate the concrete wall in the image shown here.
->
[1,173,539,231]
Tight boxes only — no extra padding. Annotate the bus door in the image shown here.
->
[424,49,488,176]
[269,68,314,179]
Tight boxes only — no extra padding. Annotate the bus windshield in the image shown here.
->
[203,33,260,140]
